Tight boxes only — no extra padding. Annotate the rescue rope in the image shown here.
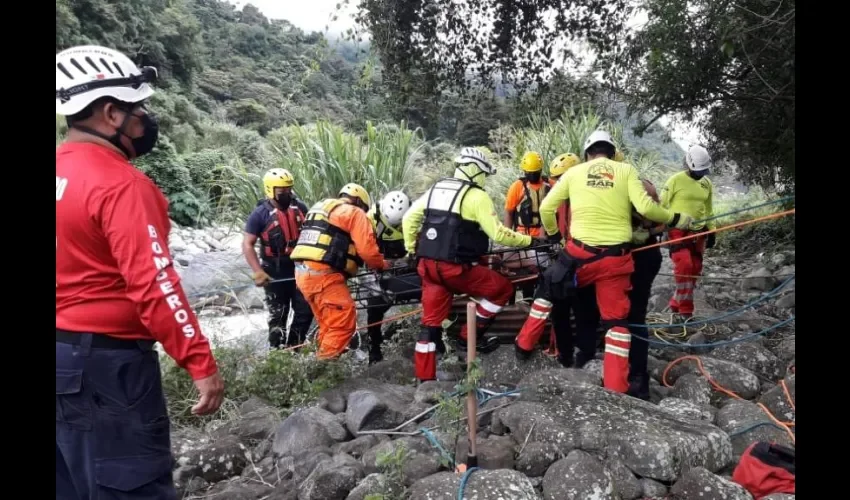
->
[457,467,480,500]
[661,355,795,444]
[640,316,794,348]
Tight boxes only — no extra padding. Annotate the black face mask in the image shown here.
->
[275,193,292,208]
[73,108,159,159]
[688,170,707,180]
[526,172,542,183]
[130,113,159,157]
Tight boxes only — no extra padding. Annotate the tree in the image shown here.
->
[603,0,795,190]
[342,0,632,136]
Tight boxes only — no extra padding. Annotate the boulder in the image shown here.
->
[670,372,713,406]
[670,466,753,500]
[707,343,784,381]
[515,441,561,477]
[179,250,263,307]
[606,456,642,500]
[345,384,416,434]
[493,372,733,481]
[664,356,760,400]
[715,400,794,463]
[408,469,538,500]
[173,435,249,485]
[542,450,616,500]
[641,478,669,498]
[345,473,400,500]
[272,410,337,458]
[758,375,795,423]
[297,453,365,500]
[659,397,715,423]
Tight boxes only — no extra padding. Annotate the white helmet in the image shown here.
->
[684,145,712,172]
[583,130,616,156]
[379,190,411,227]
[454,147,496,174]
[56,45,157,116]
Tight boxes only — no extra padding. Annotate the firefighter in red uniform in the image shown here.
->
[402,147,537,381]
[56,45,223,499]
[243,168,315,349]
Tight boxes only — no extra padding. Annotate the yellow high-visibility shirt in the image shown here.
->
[661,171,715,230]
[540,157,675,246]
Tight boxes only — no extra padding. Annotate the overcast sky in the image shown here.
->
[228,1,701,151]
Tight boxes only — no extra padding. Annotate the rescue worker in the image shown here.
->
[403,147,536,382]
[362,190,423,364]
[569,178,665,399]
[56,45,223,499]
[242,168,314,349]
[292,183,389,360]
[504,151,550,299]
[547,152,581,242]
[533,130,693,393]
[661,145,716,320]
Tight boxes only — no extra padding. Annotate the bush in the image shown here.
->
[160,344,350,428]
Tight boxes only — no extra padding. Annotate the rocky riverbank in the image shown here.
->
[164,222,795,499]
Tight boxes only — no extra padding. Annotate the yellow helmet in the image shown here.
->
[339,183,372,207]
[263,168,295,199]
[549,153,580,178]
[519,151,544,173]
[614,149,625,162]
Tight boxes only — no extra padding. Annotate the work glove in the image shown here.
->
[670,213,694,230]
[631,227,650,245]
[705,233,716,249]
[252,270,271,287]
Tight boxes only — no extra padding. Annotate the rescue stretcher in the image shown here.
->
[348,245,562,344]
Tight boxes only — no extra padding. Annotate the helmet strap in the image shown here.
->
[72,113,134,158]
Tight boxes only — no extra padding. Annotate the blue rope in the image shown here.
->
[457,466,480,500]
[419,427,455,467]
[638,316,794,348]
[728,421,790,437]
[628,275,794,329]
[691,196,794,225]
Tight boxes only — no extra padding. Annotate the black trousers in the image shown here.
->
[569,247,662,376]
[263,262,314,348]
[366,272,423,352]
[56,333,176,499]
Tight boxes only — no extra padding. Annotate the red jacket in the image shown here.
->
[557,200,571,239]
[56,142,217,380]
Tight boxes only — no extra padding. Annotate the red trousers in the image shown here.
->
[668,228,705,316]
[414,258,514,381]
[569,240,634,392]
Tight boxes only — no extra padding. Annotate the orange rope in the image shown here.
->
[780,379,795,412]
[633,209,795,254]
[662,355,795,444]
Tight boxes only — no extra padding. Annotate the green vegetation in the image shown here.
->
[160,343,349,427]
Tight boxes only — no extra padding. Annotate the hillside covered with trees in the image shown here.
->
[56,0,790,228]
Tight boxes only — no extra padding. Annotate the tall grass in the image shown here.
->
[268,120,427,207]
[201,156,264,227]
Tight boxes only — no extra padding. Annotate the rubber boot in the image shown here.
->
[515,342,533,361]
[627,371,651,401]
[457,316,500,354]
[368,345,383,365]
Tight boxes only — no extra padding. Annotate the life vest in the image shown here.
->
[416,177,490,264]
[291,198,364,276]
[515,177,550,229]
[368,205,407,259]
[258,200,303,264]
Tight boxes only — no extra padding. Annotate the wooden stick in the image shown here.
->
[466,301,479,468]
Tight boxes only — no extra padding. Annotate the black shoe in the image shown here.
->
[368,348,383,365]
[575,350,595,369]
[514,343,533,361]
[627,372,651,401]
[456,335,500,354]
[557,354,575,368]
[435,336,446,355]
